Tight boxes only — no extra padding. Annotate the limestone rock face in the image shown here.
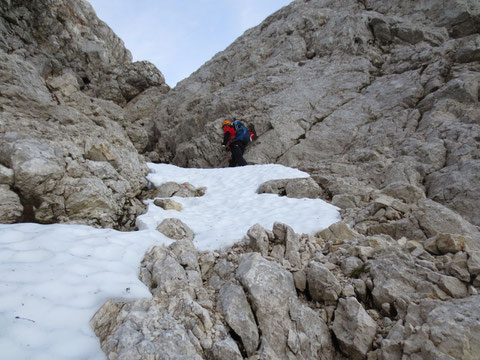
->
[0,185,23,223]
[0,0,168,105]
[402,296,480,359]
[93,222,480,360]
[0,0,169,228]
[149,0,480,231]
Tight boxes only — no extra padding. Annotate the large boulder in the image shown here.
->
[332,297,378,359]
[236,253,297,356]
[91,299,202,360]
[217,282,259,356]
[236,252,333,359]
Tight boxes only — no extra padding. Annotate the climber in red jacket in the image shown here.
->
[221,120,248,167]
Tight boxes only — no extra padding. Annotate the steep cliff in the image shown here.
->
[0,0,169,228]
[150,0,480,231]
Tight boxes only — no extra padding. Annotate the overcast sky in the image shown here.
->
[88,0,292,87]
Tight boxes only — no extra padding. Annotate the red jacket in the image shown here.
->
[222,125,236,148]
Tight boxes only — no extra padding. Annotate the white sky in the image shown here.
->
[88,0,293,87]
[0,163,340,359]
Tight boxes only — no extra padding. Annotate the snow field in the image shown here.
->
[139,163,340,250]
[0,163,340,359]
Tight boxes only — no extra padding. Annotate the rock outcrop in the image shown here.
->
[0,0,169,228]
[92,222,480,359]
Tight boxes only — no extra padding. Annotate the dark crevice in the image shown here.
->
[329,325,343,356]
[149,280,158,291]
[228,328,248,358]
[237,282,262,353]
[16,190,39,223]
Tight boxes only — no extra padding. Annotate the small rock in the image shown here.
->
[367,309,381,321]
[257,177,322,199]
[287,329,300,354]
[406,240,423,253]
[247,224,270,256]
[353,279,367,301]
[343,284,356,297]
[381,302,391,315]
[317,221,357,244]
[153,198,183,211]
[383,317,393,328]
[293,270,307,292]
[385,208,401,221]
[380,182,425,204]
[307,262,342,302]
[435,233,465,254]
[371,194,410,215]
[156,218,194,241]
[270,244,285,260]
[169,240,199,271]
[411,247,425,258]
[366,278,374,291]
[149,181,206,198]
[423,236,440,255]
[356,246,375,260]
[341,256,364,275]
[272,222,296,244]
[397,237,408,247]
[199,252,216,277]
[447,252,470,282]
[272,223,301,267]
[332,194,359,209]
[437,275,468,298]
[150,181,181,197]
[467,250,480,276]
